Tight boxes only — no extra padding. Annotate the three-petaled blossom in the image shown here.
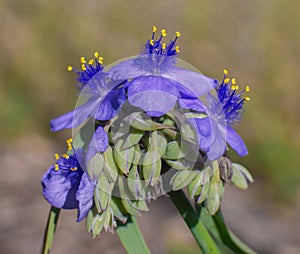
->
[180,70,249,160]
[107,26,217,117]
[41,147,95,221]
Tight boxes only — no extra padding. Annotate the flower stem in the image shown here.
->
[116,215,151,254]
[197,206,257,254]
[41,206,60,254]
[169,190,221,254]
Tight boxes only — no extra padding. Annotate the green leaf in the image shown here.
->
[169,190,221,254]
[41,206,60,254]
[198,206,257,254]
[116,215,151,254]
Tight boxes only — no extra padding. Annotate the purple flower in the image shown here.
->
[41,148,95,222]
[107,27,217,117]
[180,70,249,160]
[50,55,126,132]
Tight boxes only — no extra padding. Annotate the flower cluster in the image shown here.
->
[42,26,253,236]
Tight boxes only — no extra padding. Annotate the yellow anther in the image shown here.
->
[81,64,86,71]
[98,57,104,64]
[161,29,167,37]
[66,138,73,143]
[245,86,250,92]
[231,85,239,90]
[71,167,78,171]
[162,43,166,50]
[223,69,229,75]
[80,57,86,64]
[152,26,157,33]
[231,78,237,85]
[175,45,180,53]
[62,154,69,159]
[88,59,94,65]
[94,51,99,58]
[224,78,230,84]
[149,39,154,46]
[67,65,73,71]
[175,31,181,37]
[245,96,250,101]
[54,153,60,160]
[54,164,59,171]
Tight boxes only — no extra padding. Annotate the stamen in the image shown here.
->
[175,45,180,53]
[67,65,73,71]
[98,57,104,64]
[62,154,69,159]
[161,29,167,37]
[80,57,86,64]
[54,153,60,160]
[245,86,250,92]
[224,78,230,84]
[88,59,94,65]
[175,31,181,37]
[245,97,250,101]
[94,51,99,58]
[71,167,78,171]
[150,39,154,46]
[231,78,237,85]
[54,164,59,171]
[81,64,86,71]
[162,43,166,49]
[223,69,229,75]
[152,26,157,33]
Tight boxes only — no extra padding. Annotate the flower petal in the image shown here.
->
[86,126,109,161]
[50,97,99,131]
[96,87,126,121]
[76,173,95,222]
[128,76,179,117]
[225,126,248,156]
[163,67,217,98]
[107,57,149,80]
[41,166,83,209]
[179,96,207,112]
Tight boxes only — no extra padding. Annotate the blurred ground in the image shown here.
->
[0,0,300,253]
[0,135,299,254]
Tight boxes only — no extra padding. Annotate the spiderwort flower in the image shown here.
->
[107,26,217,117]
[50,54,126,132]
[41,139,95,222]
[180,69,249,160]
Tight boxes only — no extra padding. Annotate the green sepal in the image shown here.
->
[162,141,185,160]
[103,147,119,182]
[232,163,254,183]
[171,170,198,191]
[113,139,135,175]
[231,164,248,189]
[122,128,144,149]
[141,150,162,186]
[94,171,112,212]
[126,112,175,131]
[87,153,104,179]
[164,158,194,170]
[127,164,146,199]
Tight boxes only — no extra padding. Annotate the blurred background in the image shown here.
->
[0,0,299,253]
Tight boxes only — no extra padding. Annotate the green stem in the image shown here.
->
[41,206,61,254]
[197,205,257,254]
[116,215,151,254]
[169,190,221,254]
